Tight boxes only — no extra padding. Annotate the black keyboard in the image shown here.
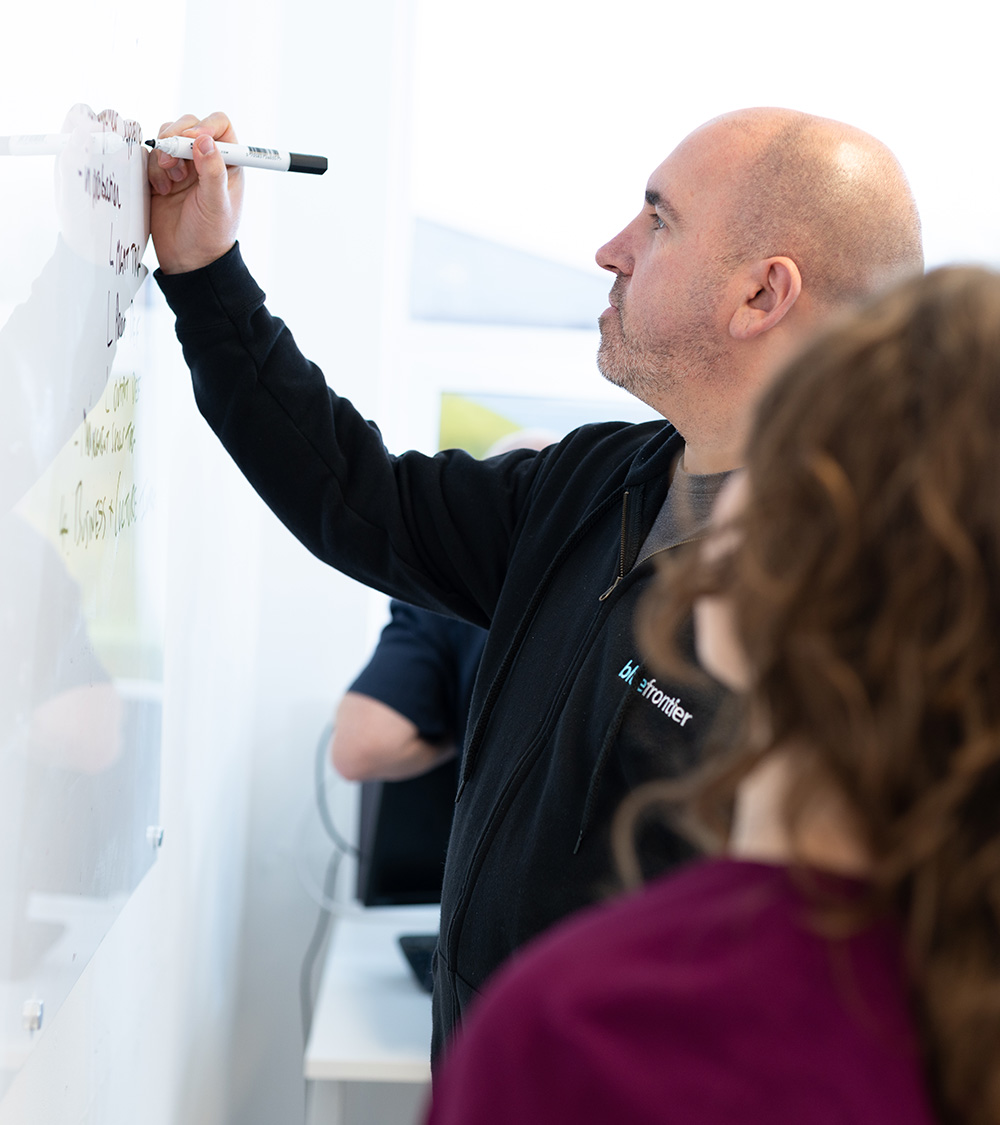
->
[398,932,438,993]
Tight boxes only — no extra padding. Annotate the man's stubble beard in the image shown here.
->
[596,285,731,419]
[596,320,663,405]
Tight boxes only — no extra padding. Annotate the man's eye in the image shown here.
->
[650,212,666,230]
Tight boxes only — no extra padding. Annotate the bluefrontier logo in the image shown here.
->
[618,660,693,727]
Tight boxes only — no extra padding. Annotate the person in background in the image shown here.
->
[331,600,485,926]
[330,600,486,784]
[425,266,1000,1125]
[148,105,923,1055]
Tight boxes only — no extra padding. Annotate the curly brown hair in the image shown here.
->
[631,265,1000,1125]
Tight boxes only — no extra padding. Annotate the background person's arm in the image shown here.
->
[329,691,456,782]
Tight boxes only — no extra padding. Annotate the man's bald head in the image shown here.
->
[704,108,923,308]
[595,108,923,470]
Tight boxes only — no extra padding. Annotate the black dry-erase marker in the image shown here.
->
[145,136,327,174]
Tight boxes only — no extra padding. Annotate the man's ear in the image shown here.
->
[729,257,802,341]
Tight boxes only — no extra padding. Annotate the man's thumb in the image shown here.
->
[191,133,229,203]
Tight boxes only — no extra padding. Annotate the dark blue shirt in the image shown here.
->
[350,600,487,757]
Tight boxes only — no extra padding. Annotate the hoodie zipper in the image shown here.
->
[599,490,630,601]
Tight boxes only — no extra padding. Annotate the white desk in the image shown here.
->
[305,905,439,1125]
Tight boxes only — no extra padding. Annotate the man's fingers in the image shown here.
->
[194,110,238,144]
[158,114,201,139]
[149,114,204,192]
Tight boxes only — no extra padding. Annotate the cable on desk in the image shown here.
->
[299,722,359,1046]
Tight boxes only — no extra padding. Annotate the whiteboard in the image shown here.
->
[0,104,163,1090]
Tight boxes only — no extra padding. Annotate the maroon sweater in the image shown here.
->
[427,858,935,1125]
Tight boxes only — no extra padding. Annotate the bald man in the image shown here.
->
[148,107,922,1054]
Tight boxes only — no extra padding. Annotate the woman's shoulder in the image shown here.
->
[429,858,934,1125]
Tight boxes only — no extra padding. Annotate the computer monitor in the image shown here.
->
[355,756,458,906]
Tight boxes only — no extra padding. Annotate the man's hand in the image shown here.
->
[148,111,244,275]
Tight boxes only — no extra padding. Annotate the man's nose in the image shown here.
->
[596,222,634,275]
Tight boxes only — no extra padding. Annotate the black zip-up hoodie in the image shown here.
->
[157,246,725,1056]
